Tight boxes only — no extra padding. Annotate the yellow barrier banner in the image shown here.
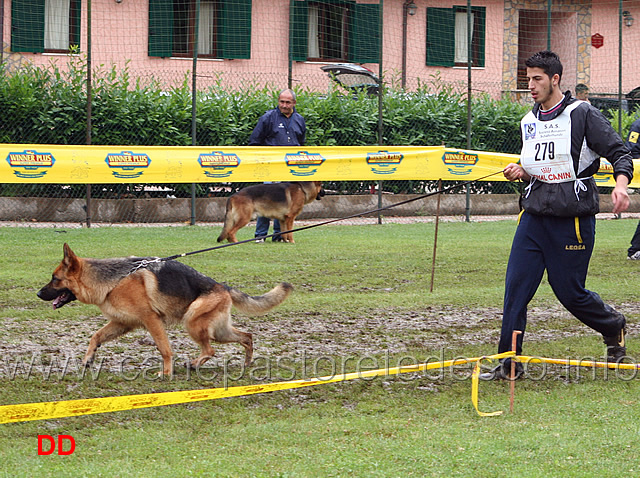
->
[1,351,638,423]
[1,144,634,186]
[0,353,514,424]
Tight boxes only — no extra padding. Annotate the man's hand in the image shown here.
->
[503,163,530,182]
[612,175,630,214]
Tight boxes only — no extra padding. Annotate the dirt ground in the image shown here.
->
[2,301,639,379]
[2,215,638,380]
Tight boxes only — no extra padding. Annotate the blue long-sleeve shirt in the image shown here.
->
[248,107,306,146]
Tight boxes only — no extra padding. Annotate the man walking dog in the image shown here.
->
[483,51,634,380]
[249,89,306,242]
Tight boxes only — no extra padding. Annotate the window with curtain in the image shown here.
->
[290,0,380,64]
[426,6,485,68]
[149,0,252,59]
[454,10,474,65]
[172,0,220,57]
[307,2,349,61]
[11,0,81,53]
[45,0,71,51]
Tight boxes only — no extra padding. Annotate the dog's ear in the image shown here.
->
[62,243,80,270]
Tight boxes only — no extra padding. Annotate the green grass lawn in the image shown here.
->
[0,219,639,477]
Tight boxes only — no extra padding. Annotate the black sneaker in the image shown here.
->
[479,361,524,381]
[604,325,626,362]
[272,236,285,242]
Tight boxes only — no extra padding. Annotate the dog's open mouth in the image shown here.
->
[51,289,77,310]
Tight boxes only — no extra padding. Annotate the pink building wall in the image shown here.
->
[1,0,638,97]
[590,0,640,95]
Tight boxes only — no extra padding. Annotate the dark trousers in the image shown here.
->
[499,212,623,355]
[628,221,640,256]
[255,216,281,239]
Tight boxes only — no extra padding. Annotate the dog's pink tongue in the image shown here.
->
[52,297,61,310]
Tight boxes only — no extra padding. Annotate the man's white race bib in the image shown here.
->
[520,102,584,183]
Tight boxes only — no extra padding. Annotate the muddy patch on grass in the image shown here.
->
[1,302,639,378]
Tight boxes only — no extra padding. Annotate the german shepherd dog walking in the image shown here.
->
[217,181,324,243]
[37,244,293,376]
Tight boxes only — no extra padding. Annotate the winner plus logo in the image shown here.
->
[105,151,151,179]
[441,150,479,176]
[366,151,403,175]
[594,158,615,184]
[198,151,240,178]
[285,151,325,176]
[5,149,55,179]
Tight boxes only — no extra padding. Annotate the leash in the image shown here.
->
[156,169,505,263]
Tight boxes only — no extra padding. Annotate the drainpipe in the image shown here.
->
[85,0,93,227]
[189,0,201,225]
[401,1,408,89]
[376,0,384,224]
[465,0,472,222]
[0,0,5,66]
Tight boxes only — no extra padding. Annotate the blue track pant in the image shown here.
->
[499,212,624,355]
[255,216,281,239]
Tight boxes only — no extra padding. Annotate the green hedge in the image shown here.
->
[0,57,531,153]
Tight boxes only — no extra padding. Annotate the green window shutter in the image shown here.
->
[221,0,252,59]
[426,7,454,67]
[149,0,173,58]
[473,6,485,68]
[11,0,45,53]
[290,0,308,62]
[349,3,380,64]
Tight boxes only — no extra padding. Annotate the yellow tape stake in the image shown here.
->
[0,353,516,424]
[471,357,504,417]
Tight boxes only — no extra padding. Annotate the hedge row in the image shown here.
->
[0,57,530,153]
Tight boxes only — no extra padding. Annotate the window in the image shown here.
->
[290,0,380,64]
[426,6,485,68]
[308,2,349,61]
[171,0,220,57]
[149,0,252,59]
[11,0,81,53]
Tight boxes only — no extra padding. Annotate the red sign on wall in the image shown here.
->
[591,33,604,49]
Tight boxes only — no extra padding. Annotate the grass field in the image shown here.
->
[0,218,639,477]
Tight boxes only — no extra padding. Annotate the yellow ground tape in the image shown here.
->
[1,352,637,424]
[0,352,515,424]
[471,357,505,417]
[469,355,640,417]
[517,355,640,370]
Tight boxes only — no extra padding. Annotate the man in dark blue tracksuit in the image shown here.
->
[484,51,634,380]
[248,89,306,242]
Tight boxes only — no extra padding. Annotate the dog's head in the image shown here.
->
[313,181,325,201]
[37,243,80,309]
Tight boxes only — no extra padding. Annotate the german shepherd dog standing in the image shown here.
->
[217,181,324,243]
[37,244,293,376]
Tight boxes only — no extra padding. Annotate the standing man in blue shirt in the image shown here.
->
[248,89,307,242]
[625,117,640,259]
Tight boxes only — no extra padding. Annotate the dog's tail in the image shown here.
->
[230,282,294,315]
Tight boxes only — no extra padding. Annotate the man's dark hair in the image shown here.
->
[525,50,563,81]
[575,83,589,93]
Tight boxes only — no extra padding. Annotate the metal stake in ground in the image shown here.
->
[510,330,522,413]
[430,179,442,293]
